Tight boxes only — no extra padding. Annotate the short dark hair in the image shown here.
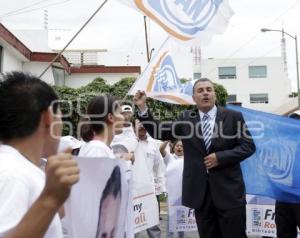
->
[192,78,214,94]
[80,95,120,142]
[0,71,59,141]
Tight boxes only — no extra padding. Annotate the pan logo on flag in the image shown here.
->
[151,52,195,97]
[257,140,295,186]
[135,0,223,40]
[153,54,181,93]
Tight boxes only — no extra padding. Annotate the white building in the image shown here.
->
[0,23,140,86]
[194,57,292,113]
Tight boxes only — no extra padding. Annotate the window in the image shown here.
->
[0,45,3,74]
[193,72,202,79]
[250,93,269,104]
[218,66,236,79]
[249,65,267,78]
[52,67,65,86]
[226,94,237,103]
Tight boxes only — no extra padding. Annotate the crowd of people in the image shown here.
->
[0,71,299,238]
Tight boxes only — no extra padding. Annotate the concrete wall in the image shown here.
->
[2,47,23,73]
[23,62,55,85]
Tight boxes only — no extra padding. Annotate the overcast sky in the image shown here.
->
[1,0,300,89]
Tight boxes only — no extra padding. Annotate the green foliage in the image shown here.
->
[110,77,136,99]
[53,77,228,136]
[214,83,228,107]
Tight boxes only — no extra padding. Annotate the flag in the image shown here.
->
[227,105,300,203]
[128,37,195,104]
[116,0,233,42]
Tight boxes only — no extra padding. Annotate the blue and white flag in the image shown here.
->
[117,0,233,42]
[128,37,195,104]
[227,105,300,203]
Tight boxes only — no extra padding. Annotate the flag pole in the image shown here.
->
[144,15,150,63]
[39,0,109,78]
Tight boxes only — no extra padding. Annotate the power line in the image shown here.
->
[39,0,109,77]
[0,0,55,18]
[203,0,300,77]
[0,0,73,18]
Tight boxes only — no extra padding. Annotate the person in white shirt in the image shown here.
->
[77,95,134,237]
[0,72,79,238]
[134,120,163,238]
[160,140,185,238]
[111,104,138,155]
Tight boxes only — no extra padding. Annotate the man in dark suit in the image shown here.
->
[133,78,256,238]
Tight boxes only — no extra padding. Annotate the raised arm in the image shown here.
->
[133,90,176,141]
[6,152,79,238]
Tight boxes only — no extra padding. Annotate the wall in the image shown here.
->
[2,47,23,73]
[199,57,291,112]
[23,62,55,84]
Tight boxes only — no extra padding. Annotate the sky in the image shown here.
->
[1,0,300,89]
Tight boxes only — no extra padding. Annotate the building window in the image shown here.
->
[226,94,237,103]
[250,93,269,104]
[0,45,3,74]
[218,66,236,79]
[193,72,202,79]
[52,66,65,86]
[249,65,267,78]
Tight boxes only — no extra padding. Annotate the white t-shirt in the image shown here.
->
[0,145,63,238]
[136,138,166,194]
[111,127,138,153]
[78,140,115,159]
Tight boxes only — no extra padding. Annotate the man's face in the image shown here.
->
[135,121,147,139]
[112,105,125,135]
[192,81,216,113]
[121,111,133,123]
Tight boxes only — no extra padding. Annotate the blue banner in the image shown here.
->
[227,105,300,203]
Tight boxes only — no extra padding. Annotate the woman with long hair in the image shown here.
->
[78,95,125,159]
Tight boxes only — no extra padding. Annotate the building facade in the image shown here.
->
[194,57,292,113]
[0,23,140,87]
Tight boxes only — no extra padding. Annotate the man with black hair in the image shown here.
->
[134,78,255,238]
[0,72,79,238]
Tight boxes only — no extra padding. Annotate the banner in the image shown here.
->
[65,157,130,238]
[132,142,160,233]
[246,195,300,237]
[128,37,195,105]
[117,0,233,43]
[166,159,197,232]
[226,105,300,203]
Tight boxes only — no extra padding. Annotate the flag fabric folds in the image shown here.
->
[128,37,195,104]
[116,0,233,42]
[227,105,300,203]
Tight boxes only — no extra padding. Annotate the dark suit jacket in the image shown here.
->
[138,106,256,210]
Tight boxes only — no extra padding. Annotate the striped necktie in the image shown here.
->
[202,114,212,153]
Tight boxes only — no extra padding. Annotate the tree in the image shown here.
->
[53,77,228,137]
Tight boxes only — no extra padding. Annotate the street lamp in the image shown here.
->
[261,28,300,108]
